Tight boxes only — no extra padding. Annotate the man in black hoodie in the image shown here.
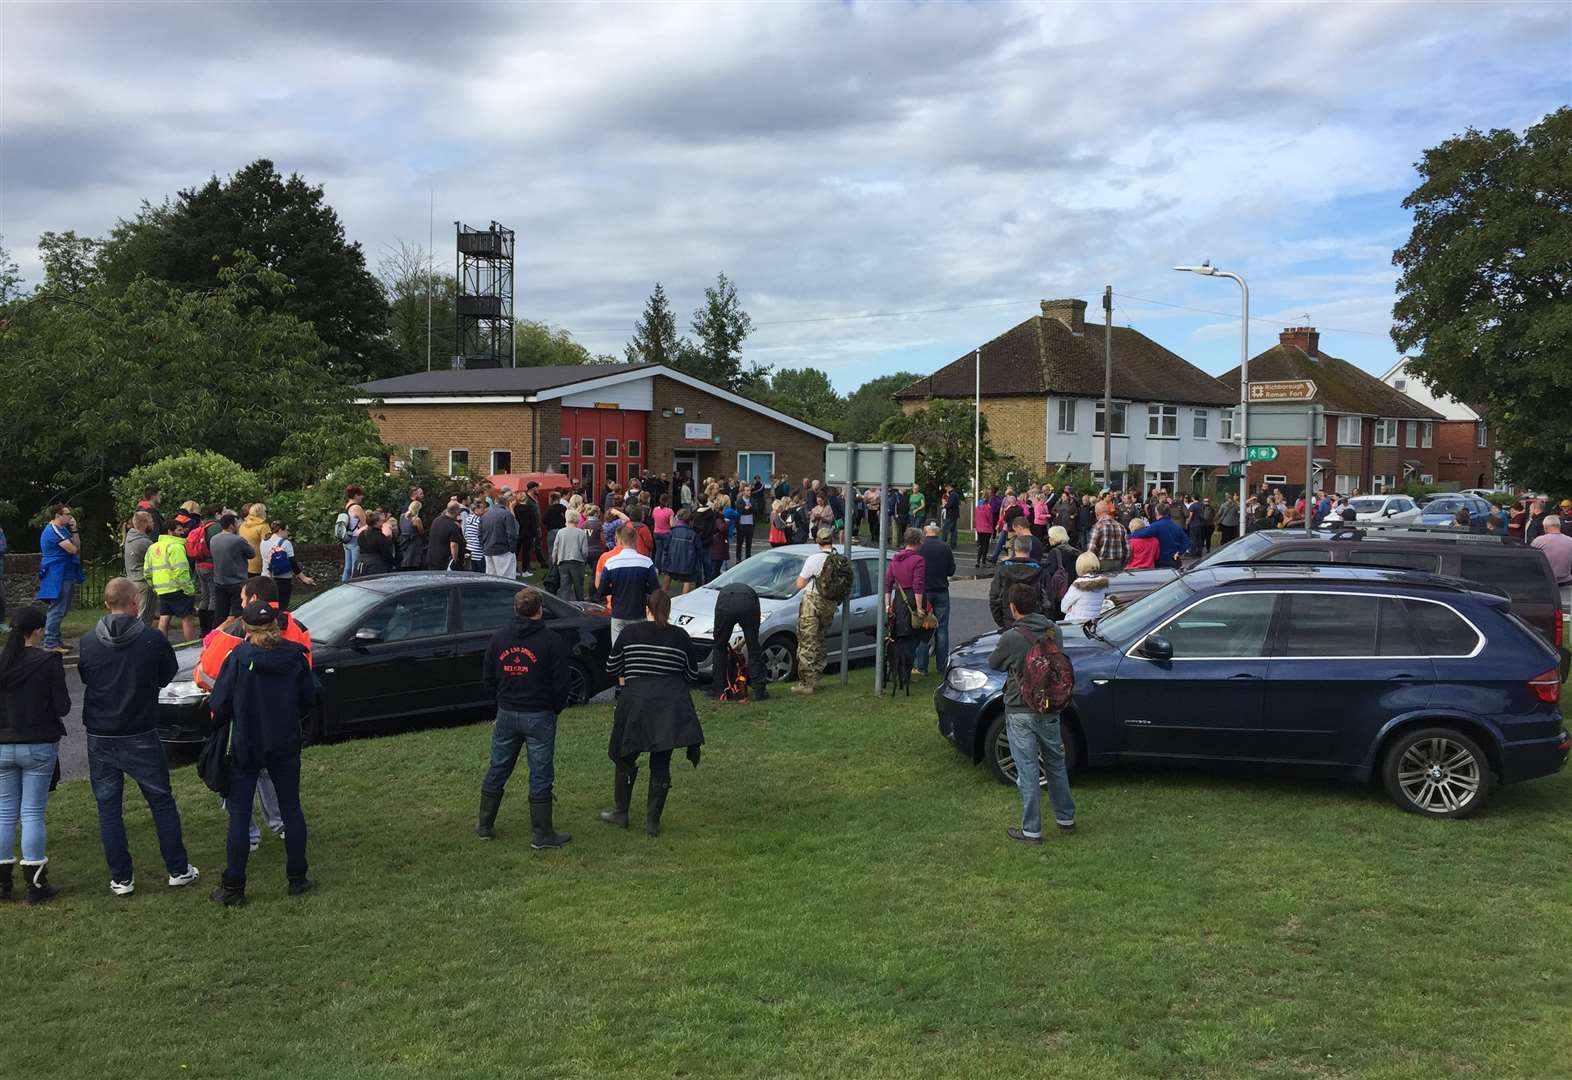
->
[77,577,199,897]
[476,587,571,848]
[987,535,1042,629]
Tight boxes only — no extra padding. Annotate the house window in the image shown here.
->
[605,439,619,458]
[1335,474,1360,495]
[580,439,595,457]
[604,462,618,484]
[1264,474,1288,486]
[1094,402,1127,436]
[1394,378,1407,391]
[1405,421,1418,448]
[490,450,512,475]
[1372,474,1396,493]
[560,438,571,457]
[1477,424,1488,448]
[738,451,775,482]
[1315,412,1326,445]
[1143,470,1176,495]
[1422,422,1433,449]
[1374,419,1398,447]
[1192,410,1208,439]
[1337,416,1362,446]
[411,448,431,471]
[1220,408,1235,442]
[1147,404,1178,438]
[627,440,642,460]
[1421,474,1435,484]
[580,463,594,488]
[449,449,470,476]
[1056,399,1077,433]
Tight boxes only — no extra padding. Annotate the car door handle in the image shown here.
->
[1389,673,1420,681]
[1227,673,1262,680]
[421,649,454,660]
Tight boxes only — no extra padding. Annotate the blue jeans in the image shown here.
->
[483,709,557,800]
[341,541,357,583]
[42,583,74,648]
[1006,711,1076,837]
[225,755,308,885]
[913,590,951,675]
[991,530,1010,561]
[0,742,58,863]
[88,731,191,881]
[941,515,958,546]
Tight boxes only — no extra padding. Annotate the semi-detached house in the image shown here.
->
[895,299,1238,495]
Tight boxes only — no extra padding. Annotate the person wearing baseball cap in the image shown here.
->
[790,528,844,695]
[206,599,316,907]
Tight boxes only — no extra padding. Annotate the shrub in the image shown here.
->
[111,451,262,522]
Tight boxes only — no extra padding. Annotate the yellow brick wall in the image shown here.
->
[369,402,546,476]
[902,396,1045,466]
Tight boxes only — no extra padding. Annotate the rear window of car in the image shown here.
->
[1459,554,1545,607]
[1347,550,1441,573]
[1275,593,1378,656]
[1400,598,1480,656]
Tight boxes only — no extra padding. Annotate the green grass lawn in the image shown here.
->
[14,671,1572,1079]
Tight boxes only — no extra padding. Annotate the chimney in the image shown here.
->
[1280,326,1320,357]
[1041,298,1088,336]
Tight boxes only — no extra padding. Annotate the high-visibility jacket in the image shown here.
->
[194,606,313,690]
[144,534,194,596]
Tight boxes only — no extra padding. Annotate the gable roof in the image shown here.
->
[1218,346,1445,420]
[895,311,1235,407]
[360,363,645,397]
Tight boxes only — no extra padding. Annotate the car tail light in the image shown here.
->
[1556,615,1564,651]
[1529,667,1561,704]
[1559,731,1571,752]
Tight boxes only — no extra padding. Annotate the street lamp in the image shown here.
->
[1174,262,1249,509]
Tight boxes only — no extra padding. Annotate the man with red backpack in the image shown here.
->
[987,582,1077,843]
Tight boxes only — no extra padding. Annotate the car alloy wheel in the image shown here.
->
[986,711,1076,787]
[1384,727,1491,818]
[566,663,590,707]
[762,639,797,683]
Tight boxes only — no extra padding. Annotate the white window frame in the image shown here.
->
[737,451,775,482]
[1421,422,1433,449]
[1337,416,1362,447]
[1374,418,1398,447]
[1315,412,1326,445]
[410,447,431,471]
[1219,408,1235,442]
[1094,401,1128,437]
[1394,377,1407,391]
[1055,399,1077,433]
[1421,473,1435,484]
[1263,474,1288,486]
[490,449,512,475]
[1476,424,1488,448]
[1372,474,1396,494]
[449,449,470,476]
[1192,409,1208,439]
[1404,421,1418,449]
[1143,470,1176,494]
[1334,473,1360,495]
[1147,404,1178,439]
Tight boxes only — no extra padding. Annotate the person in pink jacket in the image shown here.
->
[972,499,995,569]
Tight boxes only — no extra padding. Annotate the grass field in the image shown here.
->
[14,671,1572,1079]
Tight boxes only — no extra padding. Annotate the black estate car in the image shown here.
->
[157,573,614,743]
[936,565,1569,818]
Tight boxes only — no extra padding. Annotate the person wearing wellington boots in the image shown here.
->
[206,601,317,907]
[476,587,572,848]
[0,607,69,903]
[600,590,704,837]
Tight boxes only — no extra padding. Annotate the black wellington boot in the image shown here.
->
[599,762,636,828]
[645,780,671,837]
[0,862,12,901]
[476,789,503,840]
[209,878,247,907]
[529,792,572,849]
[22,861,57,904]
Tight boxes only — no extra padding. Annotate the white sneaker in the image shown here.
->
[109,877,135,897]
[167,864,201,887]
[249,838,260,853]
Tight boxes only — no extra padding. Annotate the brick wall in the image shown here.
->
[1244,413,1445,493]
[369,402,545,476]
[902,394,1045,469]
[1434,420,1493,487]
[644,375,827,483]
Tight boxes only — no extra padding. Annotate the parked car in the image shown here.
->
[1343,494,1423,525]
[668,544,885,682]
[935,565,1568,817]
[157,572,614,744]
[1459,488,1507,501]
[1418,495,1494,526]
[1090,528,1564,648]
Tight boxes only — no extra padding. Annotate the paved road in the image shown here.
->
[54,579,1000,782]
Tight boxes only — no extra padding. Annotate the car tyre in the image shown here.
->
[761,635,798,683]
[984,710,1079,787]
[566,661,592,708]
[1382,726,1492,818]
[301,704,323,747]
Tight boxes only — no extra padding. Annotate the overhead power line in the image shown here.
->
[1112,291,1390,338]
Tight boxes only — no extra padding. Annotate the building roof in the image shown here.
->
[1219,345,1444,420]
[360,363,647,397]
[894,309,1235,407]
[1378,358,1483,422]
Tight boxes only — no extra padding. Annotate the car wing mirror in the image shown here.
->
[1139,634,1173,662]
[353,627,383,646]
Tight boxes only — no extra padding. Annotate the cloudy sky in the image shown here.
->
[3,1,1567,390]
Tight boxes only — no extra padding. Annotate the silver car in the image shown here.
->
[667,544,886,682]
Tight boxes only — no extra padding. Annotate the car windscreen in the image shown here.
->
[1093,575,1195,643]
[1349,497,1386,512]
[1424,498,1464,514]
[703,551,808,600]
[289,585,385,643]
[1194,531,1274,570]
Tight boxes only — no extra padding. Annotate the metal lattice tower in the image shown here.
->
[453,220,514,369]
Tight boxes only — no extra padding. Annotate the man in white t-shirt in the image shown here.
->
[791,529,837,695]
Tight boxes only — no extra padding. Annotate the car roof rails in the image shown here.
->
[1363,525,1526,545]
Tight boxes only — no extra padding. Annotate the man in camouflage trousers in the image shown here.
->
[791,528,838,695]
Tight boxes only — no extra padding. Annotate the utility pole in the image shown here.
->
[426,189,433,372]
[973,346,981,508]
[1102,286,1112,490]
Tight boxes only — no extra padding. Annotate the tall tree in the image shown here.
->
[515,319,608,366]
[0,239,23,305]
[96,158,396,380]
[36,230,101,295]
[1392,107,1572,490]
[769,367,844,428]
[842,371,921,442]
[625,282,680,365]
[379,241,457,375]
[680,272,762,392]
[878,399,994,492]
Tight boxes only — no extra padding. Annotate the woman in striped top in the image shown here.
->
[461,497,485,572]
[600,590,704,837]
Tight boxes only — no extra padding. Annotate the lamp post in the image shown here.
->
[1174,263,1248,508]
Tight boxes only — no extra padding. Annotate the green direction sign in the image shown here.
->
[1246,445,1279,462]
[1228,461,1247,479]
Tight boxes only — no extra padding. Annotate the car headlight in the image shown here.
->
[159,681,209,705]
[946,667,989,692]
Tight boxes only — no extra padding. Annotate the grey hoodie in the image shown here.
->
[987,612,1059,710]
[123,527,153,582]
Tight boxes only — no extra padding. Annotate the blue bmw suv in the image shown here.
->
[936,565,1569,817]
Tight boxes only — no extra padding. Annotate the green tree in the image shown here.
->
[842,371,921,442]
[1392,107,1572,490]
[680,272,762,392]
[625,282,681,366]
[96,158,395,381]
[515,319,606,366]
[111,451,261,521]
[877,399,993,493]
[769,367,844,428]
[0,238,23,305]
[37,230,101,295]
[379,241,456,375]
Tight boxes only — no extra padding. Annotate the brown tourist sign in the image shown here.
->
[1247,380,1317,402]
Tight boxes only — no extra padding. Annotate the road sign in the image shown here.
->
[1248,380,1317,402]
[1248,403,1321,441]
[1228,461,1247,479]
[1246,445,1279,462]
[824,443,916,486]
